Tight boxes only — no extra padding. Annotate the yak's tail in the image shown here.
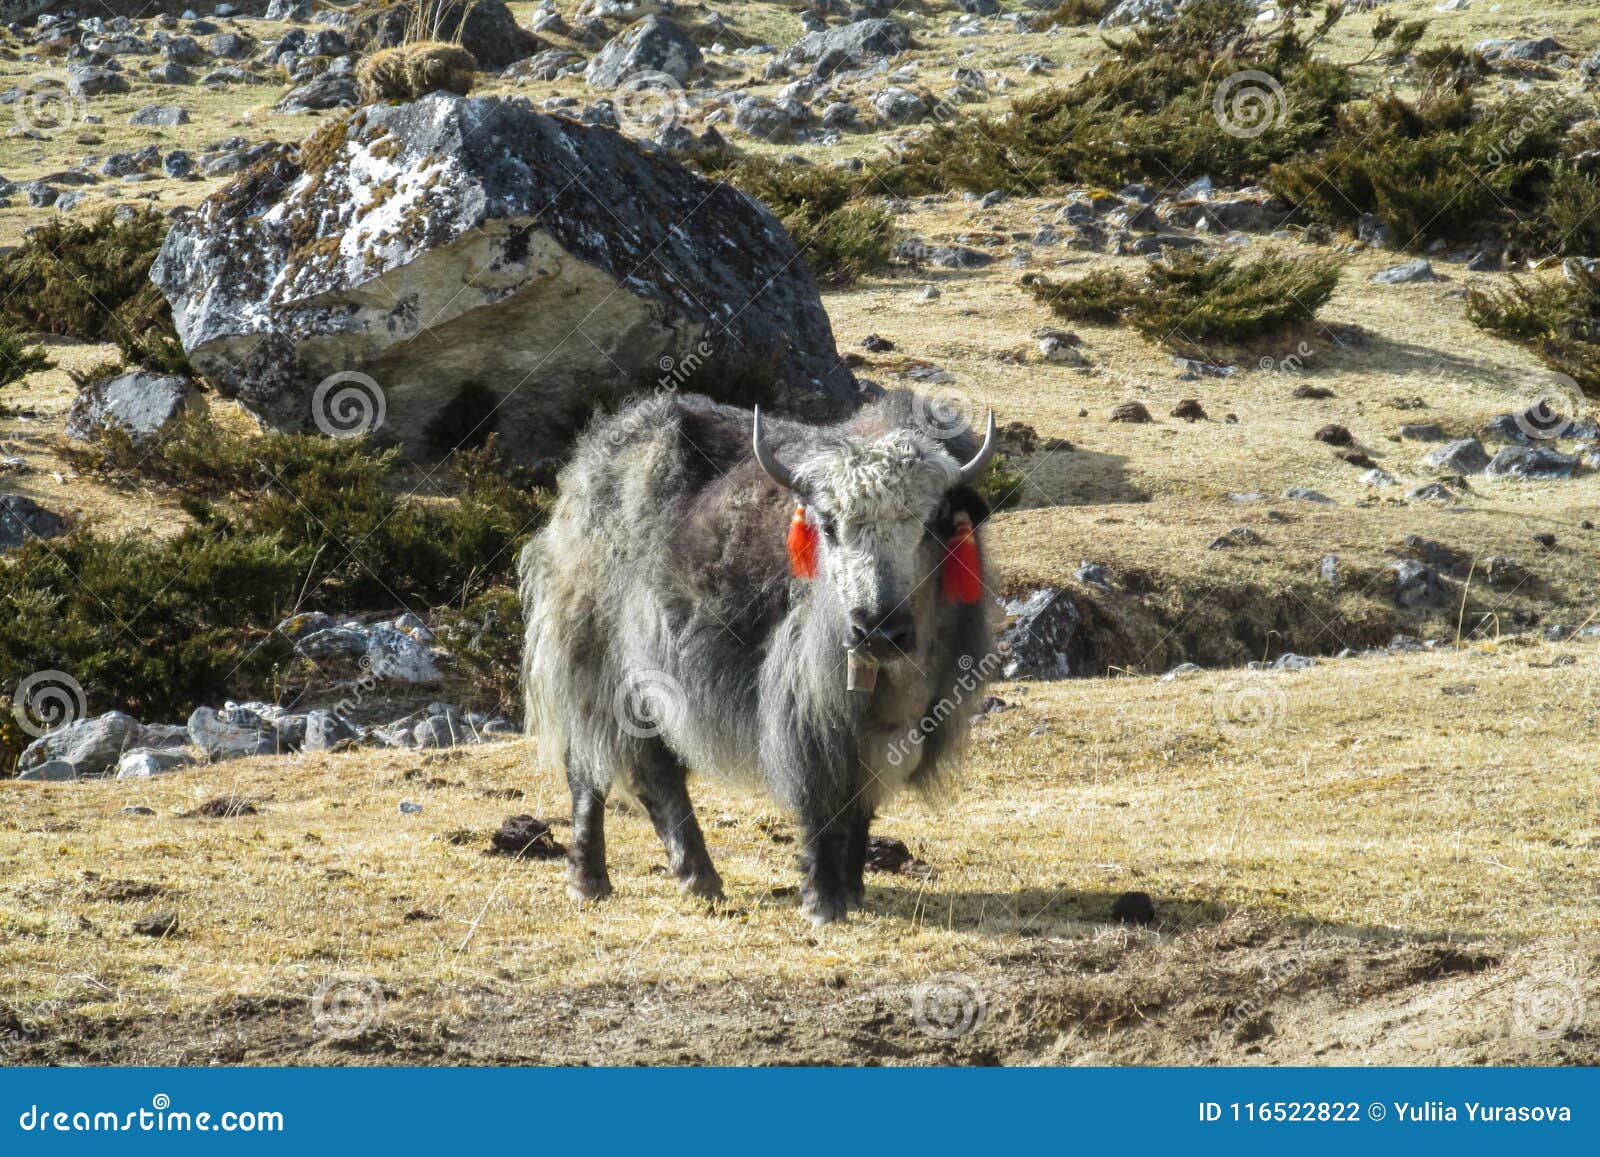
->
[516,534,568,775]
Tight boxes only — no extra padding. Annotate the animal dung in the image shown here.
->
[1111,890,1156,926]
[487,815,567,859]
[846,649,880,693]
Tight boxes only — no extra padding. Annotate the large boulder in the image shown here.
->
[783,18,911,68]
[584,15,703,87]
[151,94,857,462]
[347,0,542,71]
[17,711,162,777]
[64,371,199,446]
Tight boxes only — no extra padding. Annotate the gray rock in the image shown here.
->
[1208,526,1264,549]
[507,49,583,82]
[346,0,541,72]
[414,709,470,748]
[1407,482,1455,501]
[117,748,198,777]
[893,237,994,269]
[64,371,199,446]
[151,94,855,464]
[67,67,131,98]
[1423,437,1489,474]
[1357,213,1394,250]
[265,0,311,19]
[1483,445,1580,480]
[1400,422,1447,441]
[1360,467,1396,487]
[1320,552,1340,590]
[163,150,194,178]
[784,18,911,67]
[186,706,280,761]
[1372,259,1436,284]
[17,711,149,777]
[129,103,189,126]
[999,587,1085,680]
[273,71,358,113]
[0,495,67,551]
[1280,486,1334,504]
[303,709,358,750]
[149,62,192,85]
[208,32,250,60]
[365,625,441,683]
[1474,37,1562,63]
[17,760,77,782]
[584,15,703,88]
[162,37,206,65]
[1391,560,1451,609]
[732,96,795,141]
[871,86,929,124]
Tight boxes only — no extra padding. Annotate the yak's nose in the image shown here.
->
[847,607,915,656]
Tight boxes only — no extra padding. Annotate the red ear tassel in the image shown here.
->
[942,513,983,604]
[787,505,818,579]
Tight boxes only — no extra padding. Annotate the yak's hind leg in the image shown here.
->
[565,751,613,902]
[634,742,724,900]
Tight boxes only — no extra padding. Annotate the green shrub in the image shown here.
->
[0,323,51,394]
[0,210,187,372]
[1040,0,1108,27]
[14,422,552,720]
[1518,164,1600,258]
[1269,89,1570,248]
[711,156,894,287]
[1467,266,1600,395]
[883,0,1351,195]
[436,585,524,721]
[1026,250,1343,349]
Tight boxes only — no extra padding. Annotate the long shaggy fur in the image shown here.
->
[518,390,994,919]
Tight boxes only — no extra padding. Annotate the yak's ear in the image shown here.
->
[946,484,991,527]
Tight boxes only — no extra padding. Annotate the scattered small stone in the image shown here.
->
[1111,890,1155,926]
[1484,446,1579,481]
[132,911,178,937]
[1160,663,1202,681]
[864,834,927,875]
[187,795,258,818]
[1109,400,1152,423]
[488,814,566,859]
[1293,384,1335,399]
[1423,438,1490,475]
[1280,487,1334,504]
[1372,259,1437,284]
[1400,423,1448,442]
[399,800,423,815]
[120,806,157,816]
[1208,526,1264,549]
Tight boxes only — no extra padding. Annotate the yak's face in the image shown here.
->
[792,431,989,660]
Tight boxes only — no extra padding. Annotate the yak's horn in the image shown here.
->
[752,405,799,492]
[956,411,998,485]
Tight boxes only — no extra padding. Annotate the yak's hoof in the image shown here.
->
[802,891,849,927]
[679,870,725,901]
[567,869,613,903]
[845,883,866,911]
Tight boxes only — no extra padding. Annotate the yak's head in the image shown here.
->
[752,405,996,662]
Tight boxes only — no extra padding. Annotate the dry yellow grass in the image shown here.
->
[1,642,1595,1063]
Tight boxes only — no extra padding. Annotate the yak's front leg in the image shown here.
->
[799,798,866,926]
[845,806,873,910]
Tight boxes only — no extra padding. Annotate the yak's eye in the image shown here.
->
[816,514,837,541]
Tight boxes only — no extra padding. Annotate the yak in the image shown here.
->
[518,389,997,925]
